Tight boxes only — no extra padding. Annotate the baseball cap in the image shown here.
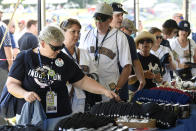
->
[162,19,179,29]
[178,20,190,32]
[121,18,137,32]
[94,3,113,17]
[111,2,128,14]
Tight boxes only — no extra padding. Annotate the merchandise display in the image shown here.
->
[132,89,192,104]
[54,112,128,131]
[116,117,156,128]
[90,100,177,128]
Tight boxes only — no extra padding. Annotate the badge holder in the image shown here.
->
[46,87,57,113]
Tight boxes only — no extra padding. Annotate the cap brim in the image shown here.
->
[113,11,128,14]
[179,28,190,32]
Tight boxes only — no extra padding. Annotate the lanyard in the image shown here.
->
[37,48,43,68]
[37,48,54,88]
[64,46,79,64]
[95,28,110,62]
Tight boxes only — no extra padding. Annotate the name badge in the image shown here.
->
[46,91,57,113]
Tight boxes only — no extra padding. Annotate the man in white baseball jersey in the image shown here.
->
[79,3,132,101]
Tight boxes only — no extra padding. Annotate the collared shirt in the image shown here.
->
[151,45,174,82]
[79,28,132,90]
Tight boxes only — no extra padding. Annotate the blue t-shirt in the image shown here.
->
[18,32,38,51]
[0,22,11,70]
[8,49,85,118]
[10,32,18,49]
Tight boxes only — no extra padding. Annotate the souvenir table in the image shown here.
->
[159,104,196,131]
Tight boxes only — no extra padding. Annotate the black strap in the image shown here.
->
[115,30,120,68]
[95,28,110,62]
[37,48,43,68]
[188,39,191,62]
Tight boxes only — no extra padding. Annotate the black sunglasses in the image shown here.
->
[94,16,109,23]
[48,43,65,51]
[156,36,163,39]
[138,39,153,44]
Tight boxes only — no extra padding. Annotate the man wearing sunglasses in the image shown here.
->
[172,13,184,25]
[110,2,145,101]
[79,3,132,101]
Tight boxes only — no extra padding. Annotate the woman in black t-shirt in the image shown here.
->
[6,25,119,130]
[129,31,162,91]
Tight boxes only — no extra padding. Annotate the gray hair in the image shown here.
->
[38,25,65,44]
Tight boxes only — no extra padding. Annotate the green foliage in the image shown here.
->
[101,0,124,4]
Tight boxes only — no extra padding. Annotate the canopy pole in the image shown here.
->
[183,0,191,21]
[38,0,41,33]
[41,0,46,28]
[134,0,140,33]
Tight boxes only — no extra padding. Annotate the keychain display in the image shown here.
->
[90,100,177,129]
[54,112,128,131]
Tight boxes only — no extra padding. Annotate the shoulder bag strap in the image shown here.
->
[189,39,191,62]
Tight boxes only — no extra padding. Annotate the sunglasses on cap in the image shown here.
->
[60,20,68,30]
[156,36,163,39]
[48,43,65,51]
[138,39,153,44]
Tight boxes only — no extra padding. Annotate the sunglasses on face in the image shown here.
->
[138,39,153,44]
[177,16,184,20]
[156,36,162,39]
[48,43,65,51]
[94,16,108,23]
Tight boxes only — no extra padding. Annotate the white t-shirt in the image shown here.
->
[151,45,174,82]
[170,38,196,75]
[79,28,132,91]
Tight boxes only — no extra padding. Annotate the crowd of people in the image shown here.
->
[0,2,196,131]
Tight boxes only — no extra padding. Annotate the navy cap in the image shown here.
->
[111,2,128,14]
[178,20,190,32]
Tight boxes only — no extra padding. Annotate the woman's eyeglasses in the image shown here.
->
[48,43,65,51]
[156,36,163,39]
[138,39,153,44]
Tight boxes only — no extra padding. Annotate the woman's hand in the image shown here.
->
[178,63,190,69]
[24,91,41,103]
[104,90,121,101]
